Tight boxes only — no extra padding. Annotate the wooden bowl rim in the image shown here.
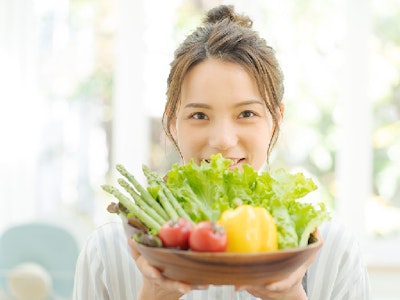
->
[134,234,323,285]
[135,235,322,258]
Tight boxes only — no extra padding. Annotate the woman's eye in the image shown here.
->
[191,112,208,120]
[239,110,256,118]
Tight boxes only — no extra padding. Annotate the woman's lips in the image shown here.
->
[204,157,245,169]
[228,158,245,170]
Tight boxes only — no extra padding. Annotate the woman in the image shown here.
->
[73,5,371,300]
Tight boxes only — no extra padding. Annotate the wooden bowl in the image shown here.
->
[134,235,322,286]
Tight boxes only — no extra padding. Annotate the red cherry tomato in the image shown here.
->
[189,221,228,252]
[158,218,194,250]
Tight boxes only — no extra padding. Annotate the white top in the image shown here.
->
[73,220,371,300]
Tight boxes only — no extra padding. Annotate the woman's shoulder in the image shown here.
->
[82,220,129,253]
[74,220,142,298]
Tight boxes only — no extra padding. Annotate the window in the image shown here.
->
[0,1,399,298]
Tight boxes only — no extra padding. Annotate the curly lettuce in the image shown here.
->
[165,154,331,249]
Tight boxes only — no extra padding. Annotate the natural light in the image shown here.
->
[0,0,399,299]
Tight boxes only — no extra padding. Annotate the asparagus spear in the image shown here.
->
[101,184,161,233]
[142,164,193,223]
[116,164,169,221]
[156,188,180,220]
[117,178,167,225]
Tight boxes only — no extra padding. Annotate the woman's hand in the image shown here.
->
[235,230,323,300]
[128,238,191,300]
[236,265,308,300]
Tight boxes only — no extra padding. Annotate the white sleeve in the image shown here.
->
[307,221,371,300]
[72,222,141,300]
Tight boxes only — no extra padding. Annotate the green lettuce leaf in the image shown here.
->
[165,154,331,249]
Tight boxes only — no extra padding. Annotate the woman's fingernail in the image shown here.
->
[178,287,187,294]
[265,285,277,291]
[192,285,208,290]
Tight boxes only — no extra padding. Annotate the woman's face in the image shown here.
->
[172,58,276,171]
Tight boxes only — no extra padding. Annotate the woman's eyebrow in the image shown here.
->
[234,100,264,107]
[183,99,263,109]
[183,102,212,109]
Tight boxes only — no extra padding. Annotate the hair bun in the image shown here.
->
[204,5,253,28]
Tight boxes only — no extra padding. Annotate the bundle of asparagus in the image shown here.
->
[102,164,192,234]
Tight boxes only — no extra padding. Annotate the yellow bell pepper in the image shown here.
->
[218,204,278,252]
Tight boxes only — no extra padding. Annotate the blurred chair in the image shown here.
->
[0,222,80,299]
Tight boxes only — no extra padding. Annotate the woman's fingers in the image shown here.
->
[237,231,322,299]
[127,237,140,259]
[128,238,161,278]
[127,237,191,295]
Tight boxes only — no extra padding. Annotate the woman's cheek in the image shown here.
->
[177,130,203,162]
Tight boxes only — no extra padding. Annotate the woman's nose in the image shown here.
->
[208,120,238,151]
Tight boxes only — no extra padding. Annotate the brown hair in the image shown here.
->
[163,4,284,160]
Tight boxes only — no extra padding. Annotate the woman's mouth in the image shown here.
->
[228,158,245,170]
[204,157,245,169]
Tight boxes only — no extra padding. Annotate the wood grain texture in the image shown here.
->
[135,237,322,285]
